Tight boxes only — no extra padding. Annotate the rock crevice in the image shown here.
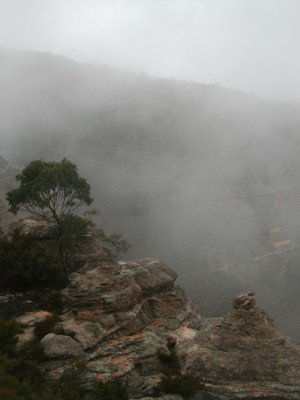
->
[6,217,300,399]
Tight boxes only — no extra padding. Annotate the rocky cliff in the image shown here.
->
[5,217,300,400]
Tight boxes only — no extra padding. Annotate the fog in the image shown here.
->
[1,0,300,102]
[1,2,300,340]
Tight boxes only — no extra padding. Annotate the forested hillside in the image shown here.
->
[2,49,300,338]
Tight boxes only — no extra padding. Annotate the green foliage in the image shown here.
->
[89,380,128,400]
[6,158,93,273]
[6,158,93,221]
[0,320,20,356]
[51,214,92,240]
[46,290,64,312]
[0,319,49,400]
[95,229,130,258]
[84,209,130,258]
[0,351,60,400]
[157,374,200,399]
[0,320,85,400]
[49,214,93,272]
[155,348,202,399]
[53,364,86,400]
[0,234,63,291]
[17,340,46,363]
[83,209,100,224]
[34,312,60,340]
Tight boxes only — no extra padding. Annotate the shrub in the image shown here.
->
[158,349,180,376]
[84,209,131,258]
[17,340,46,363]
[0,319,20,356]
[156,348,202,400]
[46,290,64,312]
[34,312,60,340]
[158,374,201,399]
[0,234,63,292]
[0,321,82,400]
[89,380,128,400]
[94,229,130,258]
[0,352,59,400]
[54,371,82,400]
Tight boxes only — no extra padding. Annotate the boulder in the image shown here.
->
[40,333,84,359]
[16,310,52,327]
[232,291,256,309]
[9,216,55,238]
[180,301,300,399]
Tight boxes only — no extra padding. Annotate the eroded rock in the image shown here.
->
[9,217,55,238]
[16,310,52,327]
[9,217,300,399]
[180,302,300,398]
[232,291,256,309]
[40,333,84,359]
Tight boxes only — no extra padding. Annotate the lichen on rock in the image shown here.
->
[6,216,300,399]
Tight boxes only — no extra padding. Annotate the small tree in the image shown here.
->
[83,209,131,258]
[6,158,93,272]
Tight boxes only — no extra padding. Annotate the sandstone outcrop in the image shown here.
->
[8,216,55,238]
[43,259,300,399]
[179,300,300,399]
[5,217,300,399]
[41,256,200,398]
[232,291,256,309]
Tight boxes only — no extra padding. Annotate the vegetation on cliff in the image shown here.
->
[6,158,93,273]
[4,158,129,275]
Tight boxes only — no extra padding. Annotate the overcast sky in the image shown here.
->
[1,0,300,102]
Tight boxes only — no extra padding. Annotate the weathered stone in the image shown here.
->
[56,319,104,350]
[77,310,93,320]
[180,304,300,398]
[9,217,55,238]
[62,258,179,317]
[9,217,300,399]
[16,310,52,327]
[39,249,201,397]
[119,258,177,294]
[40,333,84,359]
[232,291,256,309]
[62,263,142,312]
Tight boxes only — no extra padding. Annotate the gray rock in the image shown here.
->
[16,310,52,327]
[40,333,84,359]
[232,291,256,309]
[11,217,300,398]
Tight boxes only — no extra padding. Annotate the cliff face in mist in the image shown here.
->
[1,49,300,339]
[4,217,300,400]
[0,155,20,231]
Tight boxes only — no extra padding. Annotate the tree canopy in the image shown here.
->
[6,158,93,273]
[6,158,93,226]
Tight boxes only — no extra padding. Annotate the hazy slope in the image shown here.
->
[1,48,300,338]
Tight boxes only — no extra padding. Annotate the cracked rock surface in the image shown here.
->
[9,217,300,399]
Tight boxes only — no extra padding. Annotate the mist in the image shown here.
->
[1,0,300,102]
[1,2,300,340]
